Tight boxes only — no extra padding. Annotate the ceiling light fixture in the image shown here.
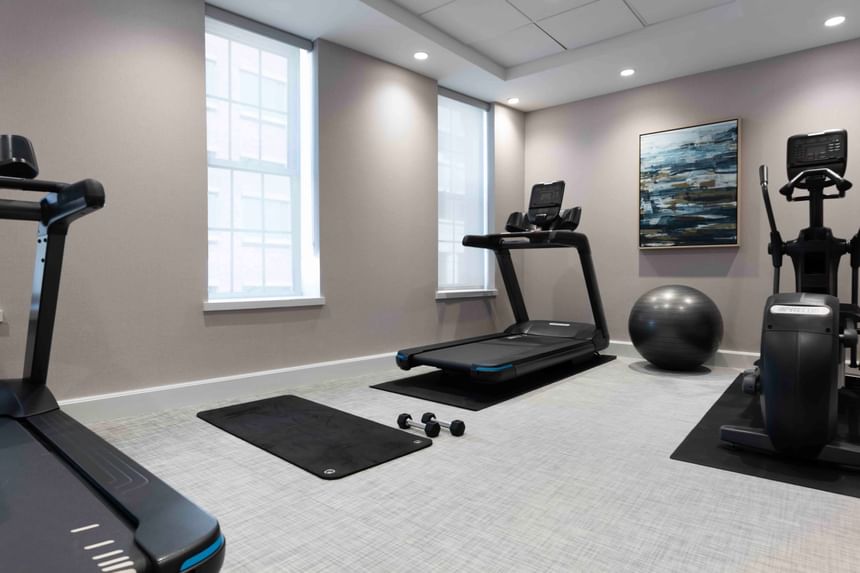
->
[507,97,520,105]
[620,68,635,77]
[825,16,846,27]
[413,51,429,61]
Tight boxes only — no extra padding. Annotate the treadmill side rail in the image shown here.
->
[29,410,225,573]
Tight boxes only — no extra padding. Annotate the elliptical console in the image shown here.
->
[720,130,860,465]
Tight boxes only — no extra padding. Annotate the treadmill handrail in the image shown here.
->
[463,229,608,345]
[0,177,105,227]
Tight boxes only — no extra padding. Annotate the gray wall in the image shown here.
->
[523,39,860,352]
[0,1,523,399]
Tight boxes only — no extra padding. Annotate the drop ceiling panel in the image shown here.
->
[540,0,643,50]
[472,24,564,66]
[392,0,453,15]
[626,0,734,25]
[507,0,596,21]
[422,0,531,45]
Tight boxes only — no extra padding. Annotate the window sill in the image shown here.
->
[203,296,325,312]
[435,289,497,301]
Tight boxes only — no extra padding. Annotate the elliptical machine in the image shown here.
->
[720,129,860,465]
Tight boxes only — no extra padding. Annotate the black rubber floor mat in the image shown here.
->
[198,395,431,480]
[671,373,860,497]
[371,355,616,411]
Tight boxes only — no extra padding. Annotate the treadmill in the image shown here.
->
[396,181,609,382]
[0,135,225,573]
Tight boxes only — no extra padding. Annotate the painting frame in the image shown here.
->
[637,117,742,251]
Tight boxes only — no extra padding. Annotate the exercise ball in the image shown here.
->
[628,285,723,371]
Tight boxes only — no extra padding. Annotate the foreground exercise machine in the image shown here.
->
[0,135,225,572]
[720,129,860,465]
[396,181,609,382]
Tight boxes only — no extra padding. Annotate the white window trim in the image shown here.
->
[203,296,325,312]
[435,289,498,301]
[204,11,320,308]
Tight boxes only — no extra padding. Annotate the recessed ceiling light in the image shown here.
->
[825,16,846,27]
[413,51,429,61]
[507,97,520,105]
[620,68,635,77]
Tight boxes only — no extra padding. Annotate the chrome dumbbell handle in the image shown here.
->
[421,412,466,437]
[397,413,440,437]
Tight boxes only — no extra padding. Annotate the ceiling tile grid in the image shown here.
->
[392,0,454,15]
[507,0,595,21]
[421,0,531,44]
[539,0,643,50]
[472,22,564,66]
[626,0,733,25]
[397,0,740,69]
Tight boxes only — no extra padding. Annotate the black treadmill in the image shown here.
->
[0,135,225,573]
[396,181,609,382]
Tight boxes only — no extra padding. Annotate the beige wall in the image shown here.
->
[0,1,523,399]
[523,39,860,352]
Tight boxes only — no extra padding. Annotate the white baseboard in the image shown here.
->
[61,352,395,424]
[61,340,756,424]
[607,340,756,369]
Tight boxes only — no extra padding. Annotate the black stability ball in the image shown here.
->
[628,285,723,371]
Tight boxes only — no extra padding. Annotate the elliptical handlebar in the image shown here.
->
[779,167,853,200]
[759,164,784,293]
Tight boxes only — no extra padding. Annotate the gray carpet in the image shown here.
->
[89,358,860,572]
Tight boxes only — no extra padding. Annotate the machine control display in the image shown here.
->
[769,304,831,316]
[788,131,846,169]
[527,181,565,228]
[532,187,563,208]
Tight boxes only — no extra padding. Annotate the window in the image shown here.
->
[204,14,319,308]
[437,93,491,295]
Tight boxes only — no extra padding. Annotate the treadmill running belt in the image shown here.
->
[372,355,616,410]
[197,395,431,479]
[0,418,147,572]
[416,335,588,369]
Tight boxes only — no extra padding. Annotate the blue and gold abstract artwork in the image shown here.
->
[639,119,739,248]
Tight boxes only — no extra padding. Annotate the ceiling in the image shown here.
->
[208,0,860,111]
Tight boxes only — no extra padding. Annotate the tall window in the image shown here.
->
[205,16,318,304]
[437,94,490,293]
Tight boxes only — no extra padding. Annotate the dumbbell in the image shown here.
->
[421,412,466,437]
[397,413,440,437]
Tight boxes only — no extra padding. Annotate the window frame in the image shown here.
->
[203,6,321,311]
[435,89,496,300]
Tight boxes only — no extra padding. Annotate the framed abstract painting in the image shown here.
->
[639,119,740,249]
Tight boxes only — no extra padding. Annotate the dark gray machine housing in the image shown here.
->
[721,130,860,465]
[758,293,841,453]
[0,135,225,573]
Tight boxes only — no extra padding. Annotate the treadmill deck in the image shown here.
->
[0,417,146,573]
[414,334,594,371]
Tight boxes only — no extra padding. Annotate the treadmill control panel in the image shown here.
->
[527,181,565,229]
[787,130,847,179]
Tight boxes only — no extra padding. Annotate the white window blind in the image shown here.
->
[437,94,490,292]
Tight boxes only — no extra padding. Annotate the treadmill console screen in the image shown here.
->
[787,130,847,179]
[527,181,565,228]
